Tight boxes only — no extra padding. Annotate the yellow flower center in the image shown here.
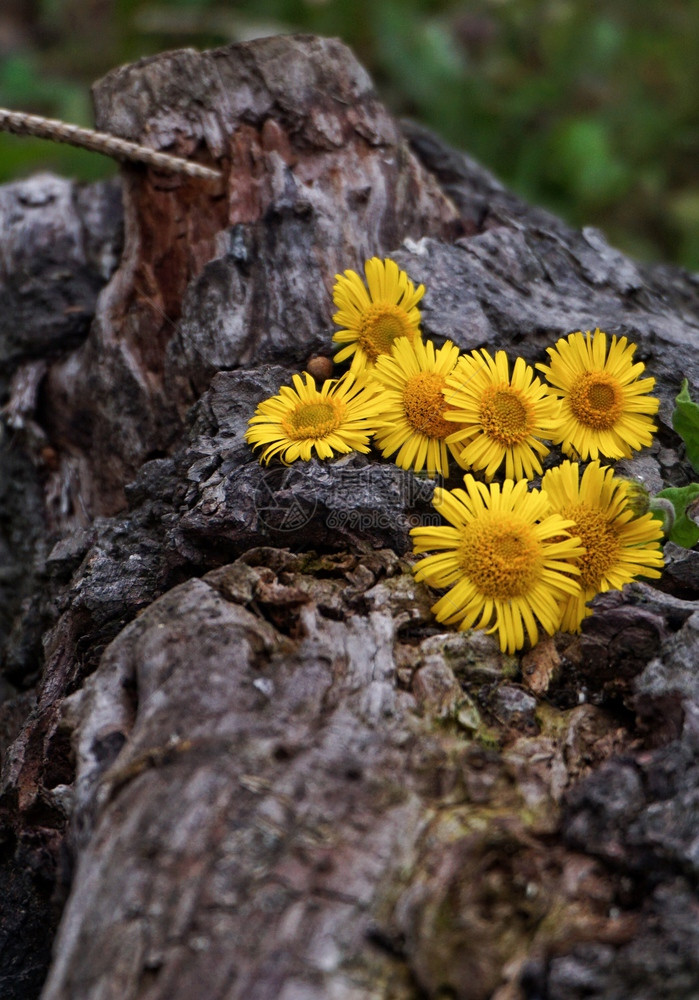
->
[358,305,416,361]
[568,372,624,430]
[560,502,620,589]
[478,385,533,445]
[282,399,343,440]
[458,515,543,599]
[403,372,455,439]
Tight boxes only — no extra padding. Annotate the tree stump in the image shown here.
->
[1,34,699,1000]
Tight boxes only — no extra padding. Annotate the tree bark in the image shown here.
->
[1,33,699,1000]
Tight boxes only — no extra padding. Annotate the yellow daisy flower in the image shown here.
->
[245,372,383,464]
[541,460,665,632]
[371,337,465,477]
[332,257,425,370]
[443,348,562,480]
[411,475,585,654]
[536,328,659,460]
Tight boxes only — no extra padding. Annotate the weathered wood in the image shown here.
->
[1,33,699,1000]
[43,35,461,520]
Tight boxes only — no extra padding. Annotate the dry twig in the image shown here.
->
[0,107,222,181]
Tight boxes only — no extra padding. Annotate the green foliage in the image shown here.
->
[1,1,698,268]
[657,380,699,548]
[653,484,699,549]
[673,380,699,474]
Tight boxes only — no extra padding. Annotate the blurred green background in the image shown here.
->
[1,0,697,269]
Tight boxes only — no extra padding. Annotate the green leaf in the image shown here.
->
[655,483,699,548]
[546,117,630,206]
[672,379,699,473]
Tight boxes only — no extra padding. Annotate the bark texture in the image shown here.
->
[1,33,699,1000]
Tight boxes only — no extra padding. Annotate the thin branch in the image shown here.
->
[0,107,223,181]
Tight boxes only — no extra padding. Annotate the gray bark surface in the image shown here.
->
[1,33,699,1000]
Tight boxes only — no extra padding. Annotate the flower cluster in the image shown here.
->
[246,257,665,652]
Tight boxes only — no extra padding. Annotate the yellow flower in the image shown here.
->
[541,460,665,632]
[245,372,383,464]
[411,475,585,654]
[536,328,659,460]
[371,337,465,477]
[332,257,424,370]
[443,348,562,480]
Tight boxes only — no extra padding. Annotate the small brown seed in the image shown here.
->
[305,355,334,382]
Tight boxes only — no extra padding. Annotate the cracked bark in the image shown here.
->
[1,33,699,1000]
